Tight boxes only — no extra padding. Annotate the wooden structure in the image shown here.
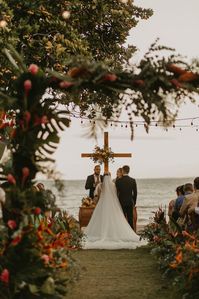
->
[81,132,132,173]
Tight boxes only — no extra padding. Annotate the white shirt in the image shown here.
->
[94,174,101,184]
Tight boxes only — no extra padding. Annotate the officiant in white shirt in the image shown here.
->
[85,165,103,199]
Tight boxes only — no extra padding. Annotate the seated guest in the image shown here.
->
[180,177,199,228]
[170,185,184,221]
[85,165,103,199]
[175,183,193,213]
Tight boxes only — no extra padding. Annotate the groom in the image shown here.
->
[116,165,137,229]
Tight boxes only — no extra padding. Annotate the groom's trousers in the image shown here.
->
[121,204,133,228]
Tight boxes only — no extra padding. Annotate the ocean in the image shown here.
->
[45,177,194,226]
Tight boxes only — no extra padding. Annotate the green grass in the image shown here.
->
[66,246,181,299]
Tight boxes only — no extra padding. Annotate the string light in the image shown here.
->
[76,112,199,130]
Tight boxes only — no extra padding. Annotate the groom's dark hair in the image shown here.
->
[122,165,130,174]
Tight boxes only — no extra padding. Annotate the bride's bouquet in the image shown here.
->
[91,145,114,164]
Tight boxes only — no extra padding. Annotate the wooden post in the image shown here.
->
[104,132,109,173]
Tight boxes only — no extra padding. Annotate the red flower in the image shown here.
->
[170,79,182,88]
[11,235,22,246]
[7,174,16,185]
[133,79,145,87]
[7,220,17,230]
[22,167,30,179]
[34,207,41,215]
[24,111,31,124]
[0,269,9,284]
[28,64,39,75]
[103,73,117,82]
[24,80,32,94]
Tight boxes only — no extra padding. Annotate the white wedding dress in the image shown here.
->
[83,175,146,249]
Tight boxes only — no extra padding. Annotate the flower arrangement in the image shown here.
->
[141,208,199,298]
[0,213,81,299]
[91,145,114,164]
[81,197,96,208]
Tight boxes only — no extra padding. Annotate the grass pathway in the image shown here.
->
[66,246,179,299]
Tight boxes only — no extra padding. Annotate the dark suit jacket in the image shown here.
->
[115,175,137,207]
[85,174,103,199]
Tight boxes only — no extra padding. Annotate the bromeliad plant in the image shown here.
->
[141,209,199,298]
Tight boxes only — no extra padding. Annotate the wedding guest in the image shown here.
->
[85,165,103,199]
[168,186,182,219]
[113,168,123,183]
[175,183,193,214]
[180,177,199,229]
[171,185,184,221]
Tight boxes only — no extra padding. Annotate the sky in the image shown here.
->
[53,0,199,180]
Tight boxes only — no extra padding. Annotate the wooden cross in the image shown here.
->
[81,132,132,173]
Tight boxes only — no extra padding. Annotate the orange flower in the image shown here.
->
[175,250,182,263]
[182,230,196,240]
[169,262,178,269]
[167,64,186,75]
[178,71,199,82]
[67,67,89,78]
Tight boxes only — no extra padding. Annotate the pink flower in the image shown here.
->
[24,80,32,94]
[41,254,50,264]
[103,74,117,82]
[34,207,41,215]
[7,174,16,185]
[28,64,39,75]
[59,81,74,88]
[7,220,17,230]
[0,269,9,284]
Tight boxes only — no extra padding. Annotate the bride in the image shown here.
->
[83,174,146,249]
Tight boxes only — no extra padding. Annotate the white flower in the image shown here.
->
[0,20,7,28]
[62,11,71,19]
